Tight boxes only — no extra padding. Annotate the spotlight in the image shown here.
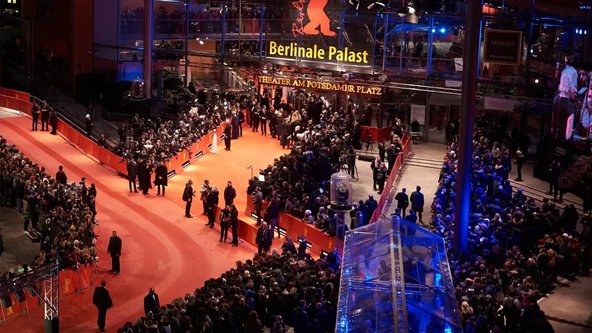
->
[199,40,204,45]
[432,28,436,33]
[440,27,446,33]
[534,79,540,84]
[407,1,416,14]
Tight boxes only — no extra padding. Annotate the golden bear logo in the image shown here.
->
[292,0,336,37]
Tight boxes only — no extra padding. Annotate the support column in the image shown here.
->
[454,0,481,256]
[143,0,153,99]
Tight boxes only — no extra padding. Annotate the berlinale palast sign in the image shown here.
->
[258,75,382,95]
[267,0,370,65]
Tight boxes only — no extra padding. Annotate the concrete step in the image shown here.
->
[510,180,585,216]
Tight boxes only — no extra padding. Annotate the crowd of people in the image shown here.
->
[429,116,591,332]
[118,247,340,333]
[245,94,373,236]
[0,135,98,283]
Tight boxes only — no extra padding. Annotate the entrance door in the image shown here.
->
[427,104,448,143]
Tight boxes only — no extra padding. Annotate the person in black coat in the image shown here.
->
[31,103,39,131]
[93,280,113,332]
[55,165,68,185]
[143,288,160,317]
[127,159,138,193]
[182,180,195,218]
[219,206,231,243]
[49,109,58,134]
[256,222,272,255]
[107,231,122,274]
[206,187,219,228]
[224,121,232,151]
[154,161,168,196]
[230,204,239,246]
[394,188,409,217]
[410,185,425,223]
[40,101,50,131]
[138,159,152,195]
[224,180,237,206]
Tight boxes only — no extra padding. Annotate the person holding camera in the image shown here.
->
[183,180,196,218]
[199,179,211,215]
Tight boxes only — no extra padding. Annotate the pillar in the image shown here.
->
[454,0,481,256]
[143,0,153,99]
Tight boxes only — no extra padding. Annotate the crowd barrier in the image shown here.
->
[243,196,345,256]
[0,264,93,324]
[370,134,411,223]
[0,87,226,180]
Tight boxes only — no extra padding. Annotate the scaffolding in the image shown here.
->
[0,261,59,332]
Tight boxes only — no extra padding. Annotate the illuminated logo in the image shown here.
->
[292,0,336,37]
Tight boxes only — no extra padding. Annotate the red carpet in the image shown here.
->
[0,117,285,332]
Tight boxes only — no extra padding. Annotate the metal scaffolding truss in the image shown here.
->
[0,261,60,323]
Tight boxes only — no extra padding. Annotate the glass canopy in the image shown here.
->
[336,216,462,333]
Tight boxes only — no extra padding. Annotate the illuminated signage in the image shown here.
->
[258,75,382,95]
[483,29,523,65]
[268,41,369,64]
[291,0,335,37]
[266,0,371,66]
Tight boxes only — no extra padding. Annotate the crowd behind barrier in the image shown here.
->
[428,116,591,332]
[0,130,98,322]
[118,250,341,333]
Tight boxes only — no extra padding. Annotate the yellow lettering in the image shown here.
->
[317,48,325,59]
[269,41,278,56]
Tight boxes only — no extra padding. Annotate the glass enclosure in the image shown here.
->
[336,216,462,333]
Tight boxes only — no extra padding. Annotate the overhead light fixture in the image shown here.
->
[407,1,416,14]
[368,1,385,10]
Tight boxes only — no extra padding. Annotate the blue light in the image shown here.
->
[439,27,446,34]
[585,30,588,35]
[432,28,436,33]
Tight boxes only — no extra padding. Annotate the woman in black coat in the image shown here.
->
[154,161,168,196]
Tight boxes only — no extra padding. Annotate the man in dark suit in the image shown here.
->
[154,161,168,196]
[93,280,113,332]
[143,288,160,317]
[230,204,239,247]
[394,188,409,217]
[55,165,67,185]
[40,101,50,131]
[127,159,138,193]
[256,222,272,255]
[224,120,232,151]
[107,231,122,274]
[31,103,39,131]
[410,185,425,223]
[224,180,237,206]
[182,180,195,218]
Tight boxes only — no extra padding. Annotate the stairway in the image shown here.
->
[509,179,585,216]
[404,155,443,170]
